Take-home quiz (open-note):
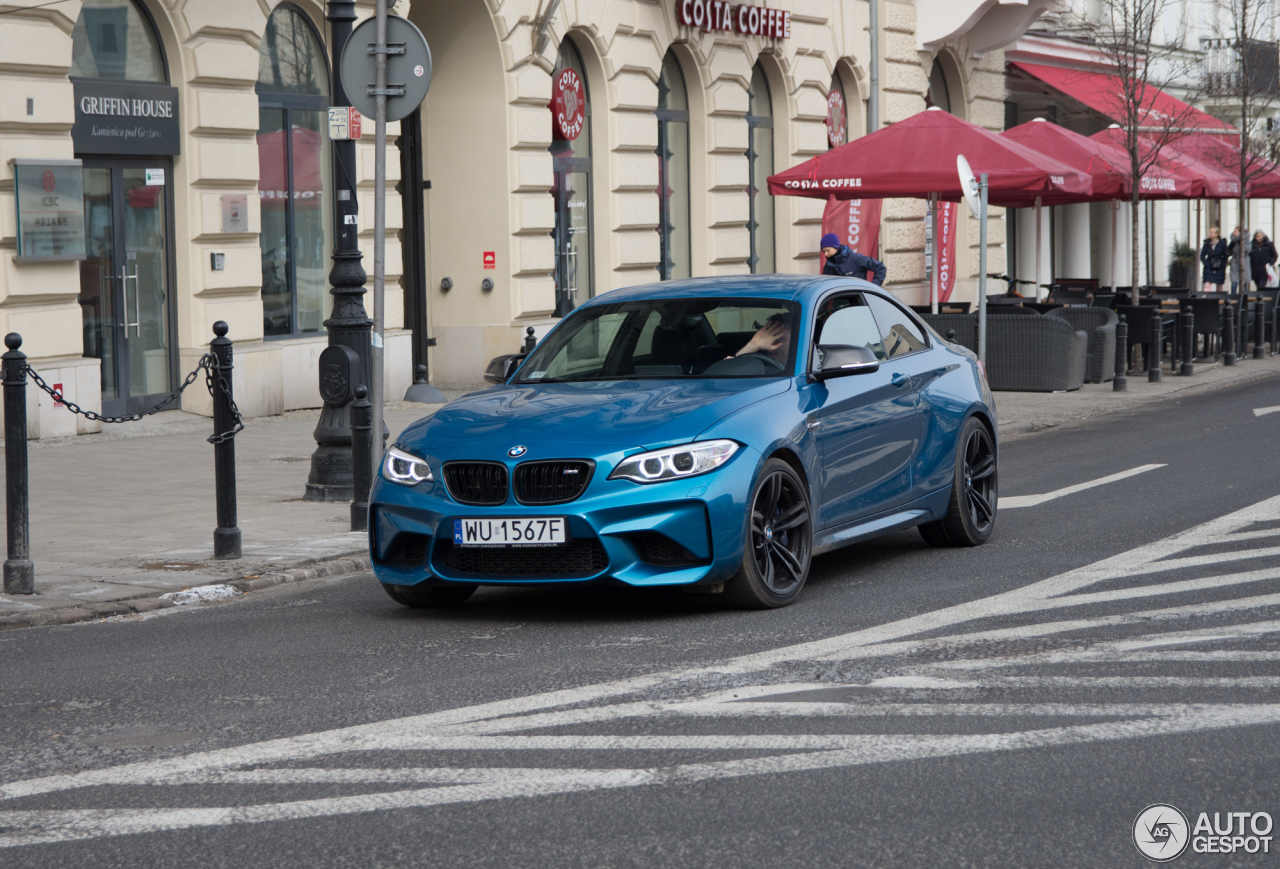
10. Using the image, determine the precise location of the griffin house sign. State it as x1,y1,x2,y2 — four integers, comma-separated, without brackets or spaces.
72,80,181,156
676,1,792,37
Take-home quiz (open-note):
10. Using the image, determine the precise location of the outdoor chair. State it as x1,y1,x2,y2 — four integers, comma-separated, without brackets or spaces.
1256,289,1280,352
1022,302,1063,314
1046,306,1117,383
1091,294,1117,309
984,314,1087,392
1179,297,1222,359
1048,288,1090,305
994,305,1041,315
919,313,977,352
1116,305,1169,371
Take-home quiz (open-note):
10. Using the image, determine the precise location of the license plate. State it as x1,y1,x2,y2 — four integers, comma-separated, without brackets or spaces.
453,517,567,547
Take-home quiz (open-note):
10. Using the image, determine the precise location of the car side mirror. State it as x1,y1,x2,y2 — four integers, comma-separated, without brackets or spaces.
484,353,527,384
812,344,880,381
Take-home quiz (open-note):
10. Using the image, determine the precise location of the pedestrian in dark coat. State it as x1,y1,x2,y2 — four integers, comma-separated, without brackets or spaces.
820,233,887,285
1200,226,1227,290
1249,230,1277,291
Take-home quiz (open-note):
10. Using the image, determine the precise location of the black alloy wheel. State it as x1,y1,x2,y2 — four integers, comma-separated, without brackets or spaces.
725,459,813,608
919,416,997,547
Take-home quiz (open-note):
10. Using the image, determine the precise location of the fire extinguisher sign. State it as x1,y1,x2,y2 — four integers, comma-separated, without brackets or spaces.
483,251,496,269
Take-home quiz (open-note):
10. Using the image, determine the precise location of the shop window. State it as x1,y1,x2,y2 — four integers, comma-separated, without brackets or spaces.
256,4,331,338
70,0,167,82
549,39,594,316
746,64,775,274
656,51,691,281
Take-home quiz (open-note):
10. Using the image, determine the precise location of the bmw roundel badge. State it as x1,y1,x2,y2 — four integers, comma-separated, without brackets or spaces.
508,445,528,458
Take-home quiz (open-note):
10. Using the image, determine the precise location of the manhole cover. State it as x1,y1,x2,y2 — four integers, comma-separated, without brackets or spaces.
139,562,205,571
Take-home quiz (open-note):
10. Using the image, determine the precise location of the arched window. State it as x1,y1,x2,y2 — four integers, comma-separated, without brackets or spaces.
70,0,166,82
256,5,331,337
549,39,594,316
746,63,775,274
656,51,690,281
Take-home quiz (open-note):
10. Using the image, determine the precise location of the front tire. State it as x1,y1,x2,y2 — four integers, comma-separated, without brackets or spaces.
725,459,813,609
382,582,478,608
919,416,997,547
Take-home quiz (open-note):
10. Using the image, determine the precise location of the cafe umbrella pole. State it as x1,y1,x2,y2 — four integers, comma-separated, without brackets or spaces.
978,173,988,364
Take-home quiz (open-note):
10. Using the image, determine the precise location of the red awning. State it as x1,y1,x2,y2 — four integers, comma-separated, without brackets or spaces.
1010,61,1237,138
767,108,1092,205
1000,119,1128,205
1088,128,1206,199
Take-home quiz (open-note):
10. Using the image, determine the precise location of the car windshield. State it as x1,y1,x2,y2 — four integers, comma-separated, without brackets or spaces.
514,298,801,383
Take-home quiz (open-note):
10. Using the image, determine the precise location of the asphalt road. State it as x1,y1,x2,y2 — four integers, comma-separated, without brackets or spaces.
3,377,1280,868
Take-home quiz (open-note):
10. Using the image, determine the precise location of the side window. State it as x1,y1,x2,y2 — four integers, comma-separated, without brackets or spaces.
866,294,928,359
632,311,662,358
543,312,629,377
817,303,885,360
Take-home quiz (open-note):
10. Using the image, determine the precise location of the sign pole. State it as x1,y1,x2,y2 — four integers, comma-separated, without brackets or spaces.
371,0,388,477
978,173,988,365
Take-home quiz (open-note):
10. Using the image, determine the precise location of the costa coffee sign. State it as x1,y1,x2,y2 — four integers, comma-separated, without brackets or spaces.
826,88,847,148
552,68,585,140
677,1,792,37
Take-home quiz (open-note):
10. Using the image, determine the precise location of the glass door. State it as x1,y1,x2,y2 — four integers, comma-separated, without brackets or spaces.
551,157,592,317
79,158,175,416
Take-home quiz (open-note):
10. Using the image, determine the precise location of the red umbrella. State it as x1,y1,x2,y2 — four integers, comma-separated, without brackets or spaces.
1000,119,1128,204
1088,127,1207,199
1162,131,1280,198
767,108,1092,205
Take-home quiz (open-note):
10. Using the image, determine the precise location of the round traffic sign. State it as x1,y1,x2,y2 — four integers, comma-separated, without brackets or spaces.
339,15,432,123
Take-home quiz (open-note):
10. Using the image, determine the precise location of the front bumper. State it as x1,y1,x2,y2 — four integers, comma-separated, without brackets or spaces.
368,441,759,589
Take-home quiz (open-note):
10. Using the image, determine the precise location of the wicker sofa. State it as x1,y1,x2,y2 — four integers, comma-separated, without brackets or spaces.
1045,306,1117,383
924,311,1087,391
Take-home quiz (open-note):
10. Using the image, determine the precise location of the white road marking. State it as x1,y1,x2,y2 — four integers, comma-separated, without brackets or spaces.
1000,463,1166,508
2,494,1280,847
1253,405,1280,417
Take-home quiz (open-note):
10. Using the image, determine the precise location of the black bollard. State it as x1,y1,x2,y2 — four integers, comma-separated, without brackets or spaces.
1113,315,1127,391
2,334,32,594
1255,300,1267,359
210,322,241,559
1180,310,1194,376
523,326,537,354
1148,314,1162,382
1224,303,1237,365
350,384,373,532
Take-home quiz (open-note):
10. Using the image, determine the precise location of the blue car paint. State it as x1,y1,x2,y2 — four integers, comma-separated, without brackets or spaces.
368,275,996,591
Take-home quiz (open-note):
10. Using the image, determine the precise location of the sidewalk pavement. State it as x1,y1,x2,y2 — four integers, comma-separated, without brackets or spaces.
1,355,1278,630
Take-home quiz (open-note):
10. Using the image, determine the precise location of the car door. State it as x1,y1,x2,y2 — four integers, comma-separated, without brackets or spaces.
808,293,920,529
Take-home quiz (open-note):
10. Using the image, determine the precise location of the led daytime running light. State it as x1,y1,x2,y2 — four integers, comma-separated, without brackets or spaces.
609,440,739,484
383,446,433,485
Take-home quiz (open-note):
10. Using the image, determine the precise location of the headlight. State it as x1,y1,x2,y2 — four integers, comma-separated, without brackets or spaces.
383,446,433,485
608,440,739,484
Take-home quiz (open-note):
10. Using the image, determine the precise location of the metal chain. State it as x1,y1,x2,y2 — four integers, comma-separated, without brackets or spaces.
25,355,244,444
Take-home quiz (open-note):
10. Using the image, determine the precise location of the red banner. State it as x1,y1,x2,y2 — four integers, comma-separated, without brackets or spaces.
936,201,957,303
820,196,881,276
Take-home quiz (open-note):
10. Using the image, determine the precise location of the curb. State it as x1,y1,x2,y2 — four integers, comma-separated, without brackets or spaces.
0,553,372,633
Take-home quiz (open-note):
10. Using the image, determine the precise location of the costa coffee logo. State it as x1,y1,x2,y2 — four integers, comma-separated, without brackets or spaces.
552,68,585,141
826,88,847,149
676,1,792,38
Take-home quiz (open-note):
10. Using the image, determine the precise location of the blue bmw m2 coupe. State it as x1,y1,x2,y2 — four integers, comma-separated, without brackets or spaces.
368,275,997,609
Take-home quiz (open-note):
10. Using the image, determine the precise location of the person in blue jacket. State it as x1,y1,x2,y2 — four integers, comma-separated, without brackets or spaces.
820,233,887,285
1200,225,1227,292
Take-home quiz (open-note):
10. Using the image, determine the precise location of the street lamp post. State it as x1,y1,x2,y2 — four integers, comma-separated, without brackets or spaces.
305,0,373,502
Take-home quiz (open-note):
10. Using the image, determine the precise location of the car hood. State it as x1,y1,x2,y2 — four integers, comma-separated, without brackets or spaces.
398,379,791,451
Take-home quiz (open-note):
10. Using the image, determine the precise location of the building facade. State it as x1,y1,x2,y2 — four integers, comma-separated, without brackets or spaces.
0,0,1048,438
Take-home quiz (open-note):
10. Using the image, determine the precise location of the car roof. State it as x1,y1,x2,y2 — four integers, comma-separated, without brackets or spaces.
580,274,881,307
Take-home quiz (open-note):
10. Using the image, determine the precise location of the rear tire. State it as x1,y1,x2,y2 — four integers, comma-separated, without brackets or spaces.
918,416,997,547
724,459,813,609
382,582,478,608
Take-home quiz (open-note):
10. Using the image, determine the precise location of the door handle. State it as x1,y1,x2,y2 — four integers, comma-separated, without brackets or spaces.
891,372,909,388
120,266,141,337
